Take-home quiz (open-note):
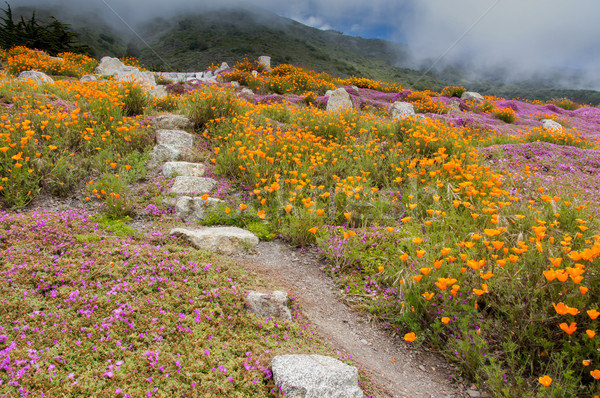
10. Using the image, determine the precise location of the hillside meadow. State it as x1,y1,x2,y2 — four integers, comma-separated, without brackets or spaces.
1,47,600,397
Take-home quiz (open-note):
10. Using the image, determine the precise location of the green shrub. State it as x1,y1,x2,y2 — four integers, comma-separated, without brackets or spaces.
121,84,147,116
440,86,467,98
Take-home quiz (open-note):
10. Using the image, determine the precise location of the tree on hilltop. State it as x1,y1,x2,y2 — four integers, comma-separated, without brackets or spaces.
0,2,90,55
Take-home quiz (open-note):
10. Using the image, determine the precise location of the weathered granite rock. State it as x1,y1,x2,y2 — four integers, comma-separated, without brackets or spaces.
162,161,205,178
151,114,192,130
169,227,259,254
390,101,416,120
18,70,54,85
175,196,223,222
241,88,254,95
460,91,484,103
326,88,353,112
95,57,156,89
156,129,194,153
80,74,97,82
95,57,126,75
149,144,180,164
214,62,230,75
251,70,259,77
448,98,461,114
114,68,156,89
271,355,363,398
258,55,271,71
149,85,168,99
246,291,292,321
170,176,217,196
541,119,563,132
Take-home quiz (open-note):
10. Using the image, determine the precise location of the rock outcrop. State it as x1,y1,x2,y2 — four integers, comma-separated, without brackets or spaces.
390,101,416,120
18,71,54,85
460,91,484,103
326,88,353,112
95,56,156,89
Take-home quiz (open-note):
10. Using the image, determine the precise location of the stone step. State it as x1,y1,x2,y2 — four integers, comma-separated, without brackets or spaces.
170,227,259,255
271,354,363,398
156,129,194,151
162,162,206,178
170,176,216,196
151,114,192,130
174,196,223,222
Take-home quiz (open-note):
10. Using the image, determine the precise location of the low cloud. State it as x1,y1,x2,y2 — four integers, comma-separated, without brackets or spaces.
13,0,600,89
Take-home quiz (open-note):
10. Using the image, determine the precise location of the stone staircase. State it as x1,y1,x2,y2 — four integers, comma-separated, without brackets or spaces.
149,114,259,255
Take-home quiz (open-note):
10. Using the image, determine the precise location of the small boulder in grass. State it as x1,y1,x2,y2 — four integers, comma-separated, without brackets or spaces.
460,91,484,103
271,354,363,398
258,55,271,71
18,70,54,85
541,119,563,133
326,88,353,112
390,101,416,120
246,291,292,322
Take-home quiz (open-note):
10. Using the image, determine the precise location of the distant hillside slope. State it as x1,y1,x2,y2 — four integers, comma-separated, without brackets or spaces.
11,4,600,103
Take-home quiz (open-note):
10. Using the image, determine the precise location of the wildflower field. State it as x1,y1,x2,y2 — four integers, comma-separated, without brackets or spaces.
1,47,600,397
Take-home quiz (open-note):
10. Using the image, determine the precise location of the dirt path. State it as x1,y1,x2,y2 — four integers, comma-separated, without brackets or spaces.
237,240,472,398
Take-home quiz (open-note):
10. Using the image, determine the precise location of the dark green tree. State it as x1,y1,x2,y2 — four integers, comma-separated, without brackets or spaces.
0,2,90,55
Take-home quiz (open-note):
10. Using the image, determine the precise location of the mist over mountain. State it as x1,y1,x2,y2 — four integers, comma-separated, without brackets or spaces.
9,1,600,103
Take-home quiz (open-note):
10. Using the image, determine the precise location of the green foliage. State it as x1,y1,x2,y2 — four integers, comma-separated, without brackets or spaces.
548,97,580,110
492,107,516,123
440,86,467,98
246,221,276,241
121,84,147,117
0,3,90,55
185,88,240,130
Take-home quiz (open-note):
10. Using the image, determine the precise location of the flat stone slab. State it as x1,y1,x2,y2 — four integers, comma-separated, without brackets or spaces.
156,129,194,152
162,162,206,178
246,291,292,322
271,354,363,398
170,227,259,254
175,196,223,222
151,114,192,130
149,144,180,165
170,176,216,195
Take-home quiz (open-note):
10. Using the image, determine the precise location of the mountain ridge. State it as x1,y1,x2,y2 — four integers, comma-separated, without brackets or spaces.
11,4,600,104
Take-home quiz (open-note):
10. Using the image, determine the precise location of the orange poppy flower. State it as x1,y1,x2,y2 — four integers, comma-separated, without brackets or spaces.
559,322,577,335
538,375,552,387
404,332,417,342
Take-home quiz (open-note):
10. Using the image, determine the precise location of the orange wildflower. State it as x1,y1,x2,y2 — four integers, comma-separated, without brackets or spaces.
404,332,417,342
559,322,577,335
538,375,552,387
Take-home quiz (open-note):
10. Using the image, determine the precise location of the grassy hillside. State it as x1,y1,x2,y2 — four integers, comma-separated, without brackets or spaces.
11,4,600,103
